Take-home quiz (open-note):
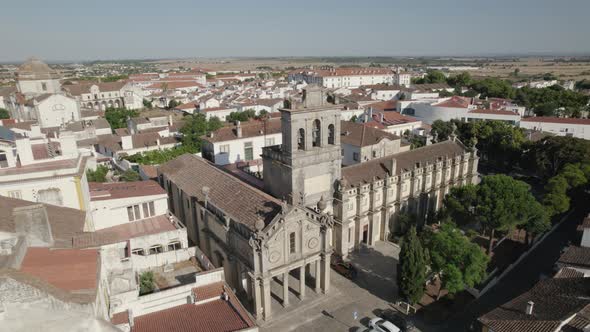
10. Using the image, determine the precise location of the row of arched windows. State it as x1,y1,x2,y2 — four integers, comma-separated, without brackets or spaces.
297,120,336,150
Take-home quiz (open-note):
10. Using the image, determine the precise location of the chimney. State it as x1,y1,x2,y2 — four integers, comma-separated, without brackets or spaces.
368,107,373,121
156,138,161,146
379,112,384,123
59,131,78,158
388,158,397,176
121,135,133,150
15,137,34,166
168,114,173,126
236,121,242,138
525,301,534,315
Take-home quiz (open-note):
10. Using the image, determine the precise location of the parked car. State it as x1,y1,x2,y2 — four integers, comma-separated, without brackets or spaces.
331,261,358,279
369,317,401,332
377,309,415,332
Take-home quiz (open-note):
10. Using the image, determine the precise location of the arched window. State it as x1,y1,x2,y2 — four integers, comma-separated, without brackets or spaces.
328,124,335,145
298,128,305,150
312,119,321,147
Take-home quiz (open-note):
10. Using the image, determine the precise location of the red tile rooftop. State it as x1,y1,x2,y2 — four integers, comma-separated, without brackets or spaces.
73,214,177,248
132,300,255,332
89,180,166,201
20,247,98,292
193,281,225,302
468,109,519,116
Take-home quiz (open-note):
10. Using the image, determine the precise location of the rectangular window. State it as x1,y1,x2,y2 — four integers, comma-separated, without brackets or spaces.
353,152,359,161
220,144,230,153
265,137,275,146
131,249,145,256
8,190,21,199
142,203,149,218
149,245,163,255
149,201,155,216
372,151,377,158
168,241,182,251
244,142,253,161
41,82,47,91
127,204,141,221
289,232,296,254
127,206,135,221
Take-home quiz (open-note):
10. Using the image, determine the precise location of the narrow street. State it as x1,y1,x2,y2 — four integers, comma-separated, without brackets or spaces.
440,194,590,331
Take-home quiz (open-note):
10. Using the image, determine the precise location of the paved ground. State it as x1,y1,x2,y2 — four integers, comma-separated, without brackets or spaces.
439,193,590,332
260,242,412,332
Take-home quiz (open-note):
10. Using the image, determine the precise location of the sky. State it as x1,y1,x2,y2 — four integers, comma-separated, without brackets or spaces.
1,0,589,62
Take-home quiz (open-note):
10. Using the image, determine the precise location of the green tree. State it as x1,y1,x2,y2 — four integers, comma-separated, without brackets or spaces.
475,175,539,254
104,107,139,129
525,136,590,178
520,202,550,245
0,108,9,119
119,169,141,182
168,99,180,109
142,99,153,109
415,70,447,84
86,165,108,182
447,72,472,87
442,185,478,227
180,113,224,150
430,120,456,141
397,227,428,305
139,271,155,295
426,223,489,299
469,78,515,99
125,145,199,165
543,175,570,216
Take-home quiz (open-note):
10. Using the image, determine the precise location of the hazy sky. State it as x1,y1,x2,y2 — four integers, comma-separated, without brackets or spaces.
1,0,589,62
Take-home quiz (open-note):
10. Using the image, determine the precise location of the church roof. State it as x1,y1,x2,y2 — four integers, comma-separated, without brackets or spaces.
16,57,61,81
340,121,400,147
158,154,282,231
341,140,469,187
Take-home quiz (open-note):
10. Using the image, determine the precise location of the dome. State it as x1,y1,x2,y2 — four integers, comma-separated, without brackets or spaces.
16,57,61,81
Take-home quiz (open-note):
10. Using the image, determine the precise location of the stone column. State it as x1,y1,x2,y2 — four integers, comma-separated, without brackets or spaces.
321,254,331,294
282,270,290,307
262,277,272,321
315,260,321,293
299,264,306,300
253,276,262,320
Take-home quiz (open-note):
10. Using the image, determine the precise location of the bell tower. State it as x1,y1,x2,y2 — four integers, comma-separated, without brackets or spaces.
262,85,342,212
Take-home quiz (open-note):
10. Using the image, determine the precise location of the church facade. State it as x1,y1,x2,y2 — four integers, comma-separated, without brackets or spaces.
159,85,479,322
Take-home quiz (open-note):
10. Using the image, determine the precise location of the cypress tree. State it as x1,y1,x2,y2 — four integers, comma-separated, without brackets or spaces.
397,226,427,305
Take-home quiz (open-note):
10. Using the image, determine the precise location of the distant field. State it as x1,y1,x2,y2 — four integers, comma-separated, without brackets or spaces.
150,57,590,82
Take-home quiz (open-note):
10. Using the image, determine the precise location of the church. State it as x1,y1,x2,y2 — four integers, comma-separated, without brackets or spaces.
4,58,81,128
158,85,479,321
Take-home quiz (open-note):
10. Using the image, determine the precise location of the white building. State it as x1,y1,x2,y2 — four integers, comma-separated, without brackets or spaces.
87,180,169,230
520,117,590,140
398,96,523,125
201,118,282,167
0,128,93,214
4,58,81,129
63,81,145,110
289,68,395,88
394,72,412,88
340,121,405,166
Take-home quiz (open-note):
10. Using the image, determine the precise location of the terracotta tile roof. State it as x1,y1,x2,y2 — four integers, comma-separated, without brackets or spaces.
72,215,176,248
20,247,99,292
30,141,61,160
63,81,126,96
342,140,468,187
479,278,590,332
521,117,590,125
132,299,255,332
558,246,590,269
0,268,96,304
370,110,420,126
89,180,166,201
193,281,225,301
341,121,399,147
0,196,85,248
139,165,158,179
145,81,203,90
202,118,281,143
159,154,281,230
366,100,397,112
468,109,519,116
434,96,471,108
